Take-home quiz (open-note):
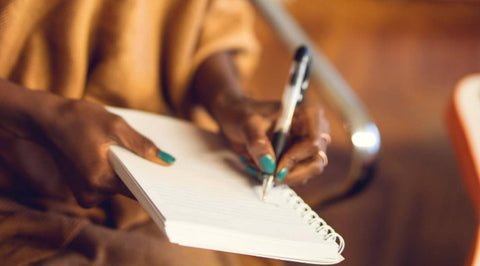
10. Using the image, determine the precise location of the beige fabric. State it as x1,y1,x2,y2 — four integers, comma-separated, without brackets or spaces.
0,0,259,265
0,0,258,113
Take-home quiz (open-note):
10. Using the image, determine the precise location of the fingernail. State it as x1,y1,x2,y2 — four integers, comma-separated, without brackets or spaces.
239,155,248,164
277,168,288,181
158,150,176,164
259,155,276,174
245,165,259,177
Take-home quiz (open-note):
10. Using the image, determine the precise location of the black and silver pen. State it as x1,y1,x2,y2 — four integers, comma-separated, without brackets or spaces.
262,45,312,200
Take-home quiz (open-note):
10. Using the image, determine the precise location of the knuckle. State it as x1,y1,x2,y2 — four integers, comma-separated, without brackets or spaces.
85,173,102,190
140,136,155,149
313,163,323,174
84,166,115,192
314,106,328,122
312,160,324,174
322,120,330,133
318,107,325,117
304,175,316,185
250,137,268,148
55,100,86,124
76,191,102,208
107,115,127,132
242,116,270,151
284,156,297,168
58,99,82,113
59,99,98,117
242,115,263,131
142,139,158,156
310,139,322,152
106,114,127,132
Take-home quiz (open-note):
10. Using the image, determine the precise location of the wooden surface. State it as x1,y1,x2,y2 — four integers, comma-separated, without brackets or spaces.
246,1,480,265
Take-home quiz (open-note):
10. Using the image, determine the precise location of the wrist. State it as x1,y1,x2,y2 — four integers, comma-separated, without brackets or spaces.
208,87,246,117
0,79,64,139
192,51,247,118
25,90,66,130
0,80,37,137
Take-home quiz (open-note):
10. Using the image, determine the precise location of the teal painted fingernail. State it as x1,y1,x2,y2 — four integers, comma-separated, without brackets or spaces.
158,150,176,164
277,168,288,181
245,165,259,177
259,155,276,174
239,155,248,164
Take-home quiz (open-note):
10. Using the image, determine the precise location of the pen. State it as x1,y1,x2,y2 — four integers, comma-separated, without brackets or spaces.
262,45,312,200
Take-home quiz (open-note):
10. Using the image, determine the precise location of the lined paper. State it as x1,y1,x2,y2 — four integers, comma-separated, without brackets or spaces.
108,107,343,264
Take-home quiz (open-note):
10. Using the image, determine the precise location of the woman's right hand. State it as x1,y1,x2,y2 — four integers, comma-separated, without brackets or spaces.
0,79,175,207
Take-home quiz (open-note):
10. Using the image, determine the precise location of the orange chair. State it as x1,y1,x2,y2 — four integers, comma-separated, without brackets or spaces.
447,74,480,266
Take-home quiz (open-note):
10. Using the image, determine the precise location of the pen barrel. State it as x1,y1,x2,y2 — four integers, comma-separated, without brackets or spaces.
272,131,288,159
274,47,311,134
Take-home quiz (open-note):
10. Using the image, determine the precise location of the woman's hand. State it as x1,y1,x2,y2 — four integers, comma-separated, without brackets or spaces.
0,79,175,207
193,52,330,185
213,97,330,185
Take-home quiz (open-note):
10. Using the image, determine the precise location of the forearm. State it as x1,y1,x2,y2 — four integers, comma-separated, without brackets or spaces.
0,79,35,136
192,51,246,119
0,79,60,139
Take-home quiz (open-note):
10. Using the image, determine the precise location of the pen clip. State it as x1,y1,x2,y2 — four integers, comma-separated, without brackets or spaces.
291,45,312,105
297,61,312,104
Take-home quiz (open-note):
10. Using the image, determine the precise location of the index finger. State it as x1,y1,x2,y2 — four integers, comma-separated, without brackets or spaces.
242,115,276,175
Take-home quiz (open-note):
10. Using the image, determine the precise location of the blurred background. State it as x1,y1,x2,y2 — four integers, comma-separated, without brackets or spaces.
245,0,480,265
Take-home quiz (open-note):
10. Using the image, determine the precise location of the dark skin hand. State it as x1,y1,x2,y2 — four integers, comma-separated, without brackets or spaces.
193,51,330,185
0,50,329,208
0,80,170,207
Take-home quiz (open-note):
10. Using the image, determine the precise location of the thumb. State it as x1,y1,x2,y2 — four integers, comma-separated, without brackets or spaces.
243,115,276,175
129,136,175,166
115,121,176,166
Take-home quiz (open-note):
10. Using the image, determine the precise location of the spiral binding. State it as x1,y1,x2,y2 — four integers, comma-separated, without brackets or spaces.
280,186,345,254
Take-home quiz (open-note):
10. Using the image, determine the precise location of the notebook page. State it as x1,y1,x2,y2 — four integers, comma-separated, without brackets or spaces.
111,146,342,262
108,107,343,262
114,147,331,241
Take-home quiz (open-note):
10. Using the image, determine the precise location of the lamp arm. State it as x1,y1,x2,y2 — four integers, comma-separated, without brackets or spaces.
250,0,381,206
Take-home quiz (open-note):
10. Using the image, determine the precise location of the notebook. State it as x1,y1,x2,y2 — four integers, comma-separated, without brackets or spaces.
107,107,345,264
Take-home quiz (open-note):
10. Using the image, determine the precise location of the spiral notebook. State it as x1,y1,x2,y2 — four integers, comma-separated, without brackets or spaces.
107,107,345,264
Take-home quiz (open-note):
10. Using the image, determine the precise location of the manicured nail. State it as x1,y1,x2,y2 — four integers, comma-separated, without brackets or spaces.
259,154,276,174
277,168,288,181
239,155,248,164
158,150,176,164
245,165,259,177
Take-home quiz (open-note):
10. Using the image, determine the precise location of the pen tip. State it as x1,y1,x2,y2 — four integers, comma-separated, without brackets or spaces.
261,175,274,201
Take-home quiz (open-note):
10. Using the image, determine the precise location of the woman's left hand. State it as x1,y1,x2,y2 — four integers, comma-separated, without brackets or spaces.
213,97,330,185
